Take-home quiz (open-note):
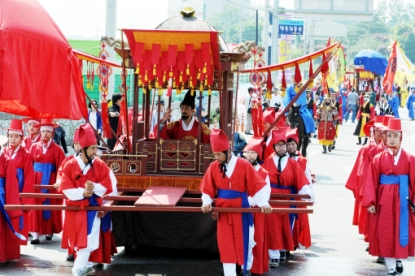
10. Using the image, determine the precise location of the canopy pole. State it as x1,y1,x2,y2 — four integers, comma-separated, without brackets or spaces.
120,29,130,153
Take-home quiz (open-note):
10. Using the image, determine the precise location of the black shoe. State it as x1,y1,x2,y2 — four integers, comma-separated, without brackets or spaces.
280,251,286,263
269,259,279,268
328,146,332,152
45,234,53,241
376,257,385,263
356,143,361,145
30,239,40,245
362,143,367,146
322,151,327,154
28,233,32,237
396,260,403,273
66,254,74,261
365,246,369,252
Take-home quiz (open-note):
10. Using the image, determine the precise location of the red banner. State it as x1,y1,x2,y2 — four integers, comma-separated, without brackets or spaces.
382,41,397,95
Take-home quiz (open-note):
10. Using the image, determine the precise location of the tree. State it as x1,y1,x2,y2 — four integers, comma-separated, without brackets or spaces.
403,32,415,63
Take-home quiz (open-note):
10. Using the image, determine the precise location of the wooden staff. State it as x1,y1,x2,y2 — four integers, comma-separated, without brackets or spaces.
19,193,313,206
5,204,313,214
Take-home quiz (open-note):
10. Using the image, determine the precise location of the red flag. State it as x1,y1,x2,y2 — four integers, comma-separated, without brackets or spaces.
382,41,397,95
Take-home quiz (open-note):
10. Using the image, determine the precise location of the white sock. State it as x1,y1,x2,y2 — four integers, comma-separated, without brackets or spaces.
384,257,396,271
31,232,39,239
223,263,236,276
268,249,281,260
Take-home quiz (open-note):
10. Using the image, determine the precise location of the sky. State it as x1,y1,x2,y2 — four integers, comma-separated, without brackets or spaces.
38,0,412,40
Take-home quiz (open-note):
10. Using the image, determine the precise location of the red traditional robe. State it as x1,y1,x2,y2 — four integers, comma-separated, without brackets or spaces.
4,145,35,245
0,153,23,263
200,157,266,265
59,157,112,251
22,134,40,151
359,142,385,242
29,140,65,235
262,155,309,251
250,165,270,275
156,118,210,143
362,149,415,258
291,153,312,249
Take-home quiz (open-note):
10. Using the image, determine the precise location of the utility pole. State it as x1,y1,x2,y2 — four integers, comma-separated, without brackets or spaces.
255,10,258,46
263,0,270,64
105,0,117,98
271,0,280,80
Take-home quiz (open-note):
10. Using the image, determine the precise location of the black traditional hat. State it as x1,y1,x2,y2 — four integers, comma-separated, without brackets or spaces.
180,90,195,109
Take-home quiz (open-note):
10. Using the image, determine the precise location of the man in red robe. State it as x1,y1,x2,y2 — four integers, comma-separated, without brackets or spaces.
243,137,271,274
59,124,113,276
200,128,271,276
155,90,210,143
3,119,35,245
29,118,65,244
262,108,288,160
286,128,314,249
0,135,25,264
22,117,41,150
363,118,415,276
262,130,312,267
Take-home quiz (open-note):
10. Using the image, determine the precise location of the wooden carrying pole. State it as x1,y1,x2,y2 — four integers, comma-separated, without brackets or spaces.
5,204,313,214
19,193,313,206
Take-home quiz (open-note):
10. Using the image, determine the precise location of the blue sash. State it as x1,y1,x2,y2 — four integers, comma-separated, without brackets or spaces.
101,211,111,233
16,168,24,231
87,194,99,235
0,177,26,241
33,162,56,221
380,174,409,247
217,189,253,275
270,184,298,231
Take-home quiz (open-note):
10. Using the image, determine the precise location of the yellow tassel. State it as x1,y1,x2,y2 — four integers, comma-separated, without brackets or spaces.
180,72,183,83
186,64,189,75
143,87,146,94
155,81,159,88
204,79,208,86
153,65,156,76
190,89,194,96
86,81,91,89
91,84,94,91
202,62,207,73
138,78,142,85
149,84,152,90
163,72,166,83
158,89,163,96
135,64,140,74
169,71,173,77
145,71,148,81
197,69,201,79
208,87,212,95
173,80,176,88
199,84,203,91
176,88,181,95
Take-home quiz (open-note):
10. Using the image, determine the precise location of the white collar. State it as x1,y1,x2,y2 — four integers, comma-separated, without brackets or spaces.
225,153,237,178
254,164,261,171
272,153,289,172
266,130,273,147
75,154,95,175
387,146,403,166
181,116,195,131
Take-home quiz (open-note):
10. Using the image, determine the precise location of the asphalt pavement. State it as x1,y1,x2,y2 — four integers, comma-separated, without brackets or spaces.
1,108,415,276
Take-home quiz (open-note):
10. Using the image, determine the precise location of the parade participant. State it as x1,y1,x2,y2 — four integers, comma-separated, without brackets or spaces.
340,87,348,118
354,94,375,146
29,118,65,244
405,87,415,121
330,89,342,150
87,99,103,145
345,88,358,123
286,128,314,249
59,124,113,276
156,90,211,143
263,108,288,160
150,100,165,137
3,119,35,245
388,92,400,118
305,90,315,116
314,95,341,154
243,137,271,274
363,118,415,276
0,135,25,264
200,128,272,276
88,145,118,267
244,87,254,135
283,79,316,137
107,93,122,150
56,129,80,261
22,117,40,150
262,131,312,267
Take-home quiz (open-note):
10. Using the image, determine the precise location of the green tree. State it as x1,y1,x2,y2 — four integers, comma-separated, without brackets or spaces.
403,32,415,63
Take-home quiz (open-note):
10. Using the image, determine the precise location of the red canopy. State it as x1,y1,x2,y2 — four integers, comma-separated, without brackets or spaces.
0,0,88,119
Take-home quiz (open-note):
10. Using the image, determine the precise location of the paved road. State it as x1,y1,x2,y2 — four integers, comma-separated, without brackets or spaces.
1,108,415,276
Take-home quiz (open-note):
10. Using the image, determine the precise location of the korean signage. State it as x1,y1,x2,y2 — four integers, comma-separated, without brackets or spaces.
278,20,304,35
